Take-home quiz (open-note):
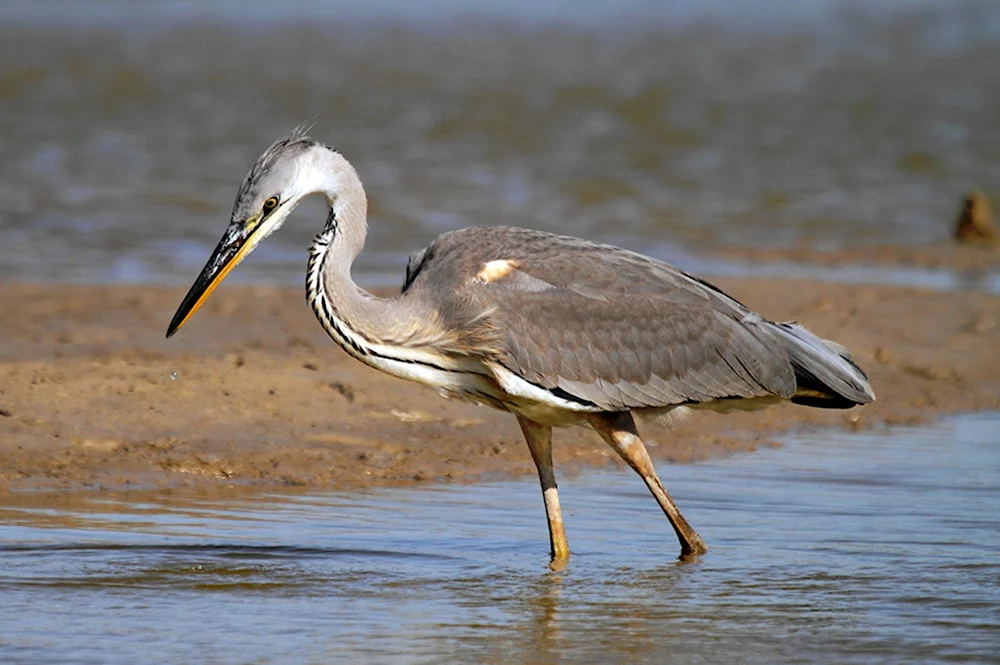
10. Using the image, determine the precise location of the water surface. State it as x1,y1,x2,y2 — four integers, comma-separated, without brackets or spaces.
2,0,999,290
2,413,997,664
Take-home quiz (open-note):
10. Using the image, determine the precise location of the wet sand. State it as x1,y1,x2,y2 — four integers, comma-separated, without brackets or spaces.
2,275,998,493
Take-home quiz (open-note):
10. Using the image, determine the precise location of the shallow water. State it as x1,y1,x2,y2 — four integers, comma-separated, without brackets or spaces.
2,0,999,291
2,413,997,664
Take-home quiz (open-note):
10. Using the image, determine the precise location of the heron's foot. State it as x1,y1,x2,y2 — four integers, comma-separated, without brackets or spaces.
548,551,570,572
678,537,708,562
549,526,570,563
672,515,708,559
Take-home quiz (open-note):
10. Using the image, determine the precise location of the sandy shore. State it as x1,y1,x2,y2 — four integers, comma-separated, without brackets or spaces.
1,275,998,493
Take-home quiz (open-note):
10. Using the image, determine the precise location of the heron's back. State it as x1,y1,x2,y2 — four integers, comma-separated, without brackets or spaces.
402,226,874,415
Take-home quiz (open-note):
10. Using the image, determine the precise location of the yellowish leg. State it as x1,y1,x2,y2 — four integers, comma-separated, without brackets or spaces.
516,415,571,565
587,411,708,559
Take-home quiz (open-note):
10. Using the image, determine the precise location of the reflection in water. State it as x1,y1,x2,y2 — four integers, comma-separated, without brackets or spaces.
1,413,998,663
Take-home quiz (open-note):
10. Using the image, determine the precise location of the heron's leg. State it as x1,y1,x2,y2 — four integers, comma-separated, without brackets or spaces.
516,414,570,564
587,411,708,558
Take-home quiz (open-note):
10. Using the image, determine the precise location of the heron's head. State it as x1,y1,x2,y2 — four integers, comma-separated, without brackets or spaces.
166,132,321,338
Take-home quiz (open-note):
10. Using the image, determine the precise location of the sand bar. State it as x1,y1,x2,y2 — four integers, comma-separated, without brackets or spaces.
1,276,997,493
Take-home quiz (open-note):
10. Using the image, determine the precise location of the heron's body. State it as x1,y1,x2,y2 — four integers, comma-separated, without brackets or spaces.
168,131,875,563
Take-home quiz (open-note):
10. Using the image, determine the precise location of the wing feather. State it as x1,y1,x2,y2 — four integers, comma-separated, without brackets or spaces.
403,226,799,410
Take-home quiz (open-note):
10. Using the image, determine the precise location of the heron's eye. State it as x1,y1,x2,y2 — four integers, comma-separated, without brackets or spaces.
262,197,279,214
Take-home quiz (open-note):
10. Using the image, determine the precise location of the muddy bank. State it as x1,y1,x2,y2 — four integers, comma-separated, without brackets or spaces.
1,278,998,493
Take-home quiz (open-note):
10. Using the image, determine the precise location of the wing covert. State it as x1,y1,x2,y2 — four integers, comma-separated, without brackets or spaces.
484,287,795,410
403,226,797,410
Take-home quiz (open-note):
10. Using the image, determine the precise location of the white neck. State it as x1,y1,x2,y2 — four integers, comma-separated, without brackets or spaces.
297,145,368,263
299,146,452,362
295,144,500,401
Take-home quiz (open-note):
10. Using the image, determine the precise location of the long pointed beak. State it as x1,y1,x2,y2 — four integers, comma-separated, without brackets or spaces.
166,221,257,338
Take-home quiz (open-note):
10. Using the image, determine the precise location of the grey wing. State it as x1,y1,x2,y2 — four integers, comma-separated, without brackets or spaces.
491,288,796,411
413,227,799,410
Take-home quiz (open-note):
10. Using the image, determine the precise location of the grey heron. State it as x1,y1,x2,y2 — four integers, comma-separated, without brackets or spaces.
167,129,875,563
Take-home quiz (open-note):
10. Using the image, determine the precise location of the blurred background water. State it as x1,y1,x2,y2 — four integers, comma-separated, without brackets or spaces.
1,0,999,287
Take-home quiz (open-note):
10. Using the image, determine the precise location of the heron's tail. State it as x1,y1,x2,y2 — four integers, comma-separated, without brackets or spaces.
774,322,876,409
